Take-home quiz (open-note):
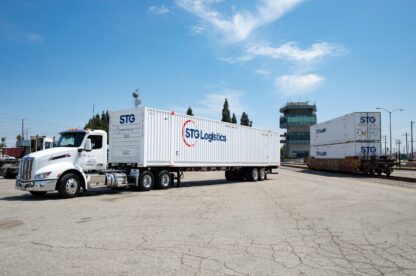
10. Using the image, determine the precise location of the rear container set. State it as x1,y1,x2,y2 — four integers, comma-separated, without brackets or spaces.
16,107,280,198
306,112,395,175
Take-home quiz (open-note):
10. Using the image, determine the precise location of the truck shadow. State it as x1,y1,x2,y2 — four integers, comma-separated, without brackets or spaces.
0,188,129,201
0,179,243,201
179,178,243,188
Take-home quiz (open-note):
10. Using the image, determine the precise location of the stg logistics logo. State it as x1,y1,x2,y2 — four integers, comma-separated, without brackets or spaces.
182,120,227,147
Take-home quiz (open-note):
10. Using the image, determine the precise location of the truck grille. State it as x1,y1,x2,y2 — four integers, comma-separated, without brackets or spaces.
19,158,34,181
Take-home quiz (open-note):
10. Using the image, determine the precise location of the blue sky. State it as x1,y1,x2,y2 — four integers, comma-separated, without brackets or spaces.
0,0,415,150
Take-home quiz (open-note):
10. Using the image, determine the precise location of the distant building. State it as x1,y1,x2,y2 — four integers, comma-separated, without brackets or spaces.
280,102,317,158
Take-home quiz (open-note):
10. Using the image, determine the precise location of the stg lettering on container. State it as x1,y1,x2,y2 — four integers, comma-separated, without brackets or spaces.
361,146,377,154
360,116,376,124
120,114,136,124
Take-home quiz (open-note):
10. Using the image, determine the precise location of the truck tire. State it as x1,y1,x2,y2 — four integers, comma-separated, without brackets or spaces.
57,173,81,198
249,168,259,182
138,170,154,191
30,191,47,197
259,168,266,181
156,170,171,189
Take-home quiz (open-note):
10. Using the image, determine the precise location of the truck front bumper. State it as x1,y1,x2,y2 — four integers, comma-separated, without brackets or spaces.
16,179,58,192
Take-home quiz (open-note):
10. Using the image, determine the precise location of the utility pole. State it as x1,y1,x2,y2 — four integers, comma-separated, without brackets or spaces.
376,107,403,155
404,133,409,159
93,104,95,119
411,121,415,159
21,119,25,140
383,135,387,155
396,139,401,163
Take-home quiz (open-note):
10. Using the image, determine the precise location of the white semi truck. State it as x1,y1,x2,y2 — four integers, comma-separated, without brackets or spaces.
16,107,280,198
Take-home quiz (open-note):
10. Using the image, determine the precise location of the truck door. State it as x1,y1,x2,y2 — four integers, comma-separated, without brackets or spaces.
81,135,107,171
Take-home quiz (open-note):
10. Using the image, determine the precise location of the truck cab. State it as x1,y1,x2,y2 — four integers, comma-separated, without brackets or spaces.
16,129,111,198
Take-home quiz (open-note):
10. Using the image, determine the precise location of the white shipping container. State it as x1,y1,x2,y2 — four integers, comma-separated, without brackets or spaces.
109,108,280,167
310,112,381,146
311,142,382,159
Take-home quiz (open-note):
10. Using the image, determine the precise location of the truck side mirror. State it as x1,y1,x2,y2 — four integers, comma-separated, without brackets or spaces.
84,139,92,152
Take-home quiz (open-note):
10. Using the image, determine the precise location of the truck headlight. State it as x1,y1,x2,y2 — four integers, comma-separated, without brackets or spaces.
34,172,52,180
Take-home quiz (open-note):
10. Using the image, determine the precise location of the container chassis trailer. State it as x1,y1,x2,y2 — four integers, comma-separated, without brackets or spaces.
305,156,396,176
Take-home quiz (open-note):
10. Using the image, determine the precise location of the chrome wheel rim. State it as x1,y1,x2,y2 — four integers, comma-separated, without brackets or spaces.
160,174,170,187
260,170,265,179
65,178,78,195
252,170,258,180
143,175,152,188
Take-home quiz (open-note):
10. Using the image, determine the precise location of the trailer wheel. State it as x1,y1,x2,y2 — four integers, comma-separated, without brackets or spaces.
138,171,154,191
57,173,81,198
259,168,266,181
249,168,259,182
385,168,392,177
156,170,171,189
30,191,47,197
376,169,382,176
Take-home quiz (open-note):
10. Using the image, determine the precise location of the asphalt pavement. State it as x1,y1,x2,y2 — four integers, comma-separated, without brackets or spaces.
1,168,415,275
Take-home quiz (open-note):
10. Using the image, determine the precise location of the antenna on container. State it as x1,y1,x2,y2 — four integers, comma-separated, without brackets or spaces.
133,89,141,109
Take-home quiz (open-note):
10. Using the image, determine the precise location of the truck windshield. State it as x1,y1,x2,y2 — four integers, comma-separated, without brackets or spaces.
56,132,86,148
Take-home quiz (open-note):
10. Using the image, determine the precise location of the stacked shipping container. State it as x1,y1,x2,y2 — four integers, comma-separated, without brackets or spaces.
310,112,382,159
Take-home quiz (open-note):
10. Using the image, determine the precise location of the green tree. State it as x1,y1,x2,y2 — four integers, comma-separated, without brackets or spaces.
221,98,231,123
231,113,237,124
240,112,252,127
186,107,194,116
85,110,109,133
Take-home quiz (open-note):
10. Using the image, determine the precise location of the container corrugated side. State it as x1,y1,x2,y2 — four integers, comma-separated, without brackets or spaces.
311,142,381,159
310,112,381,146
110,107,280,167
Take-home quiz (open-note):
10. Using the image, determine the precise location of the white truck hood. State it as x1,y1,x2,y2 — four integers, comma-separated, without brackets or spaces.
26,147,79,160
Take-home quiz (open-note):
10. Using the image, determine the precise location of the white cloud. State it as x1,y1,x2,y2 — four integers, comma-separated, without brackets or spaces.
247,42,345,62
255,69,271,76
222,41,345,64
196,88,245,117
147,5,171,15
175,0,302,43
191,25,205,34
25,33,43,43
275,74,324,95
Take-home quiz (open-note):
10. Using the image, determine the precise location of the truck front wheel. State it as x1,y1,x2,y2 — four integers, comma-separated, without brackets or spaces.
138,171,154,191
156,170,171,189
57,173,81,198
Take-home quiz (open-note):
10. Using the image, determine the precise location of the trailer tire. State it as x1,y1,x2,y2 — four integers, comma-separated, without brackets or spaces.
259,168,266,181
138,171,154,191
57,173,81,198
249,168,259,182
156,170,171,189
385,168,392,177
30,191,47,197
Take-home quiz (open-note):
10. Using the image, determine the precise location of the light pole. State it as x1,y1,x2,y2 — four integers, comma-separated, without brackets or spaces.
376,107,403,155
411,121,415,159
